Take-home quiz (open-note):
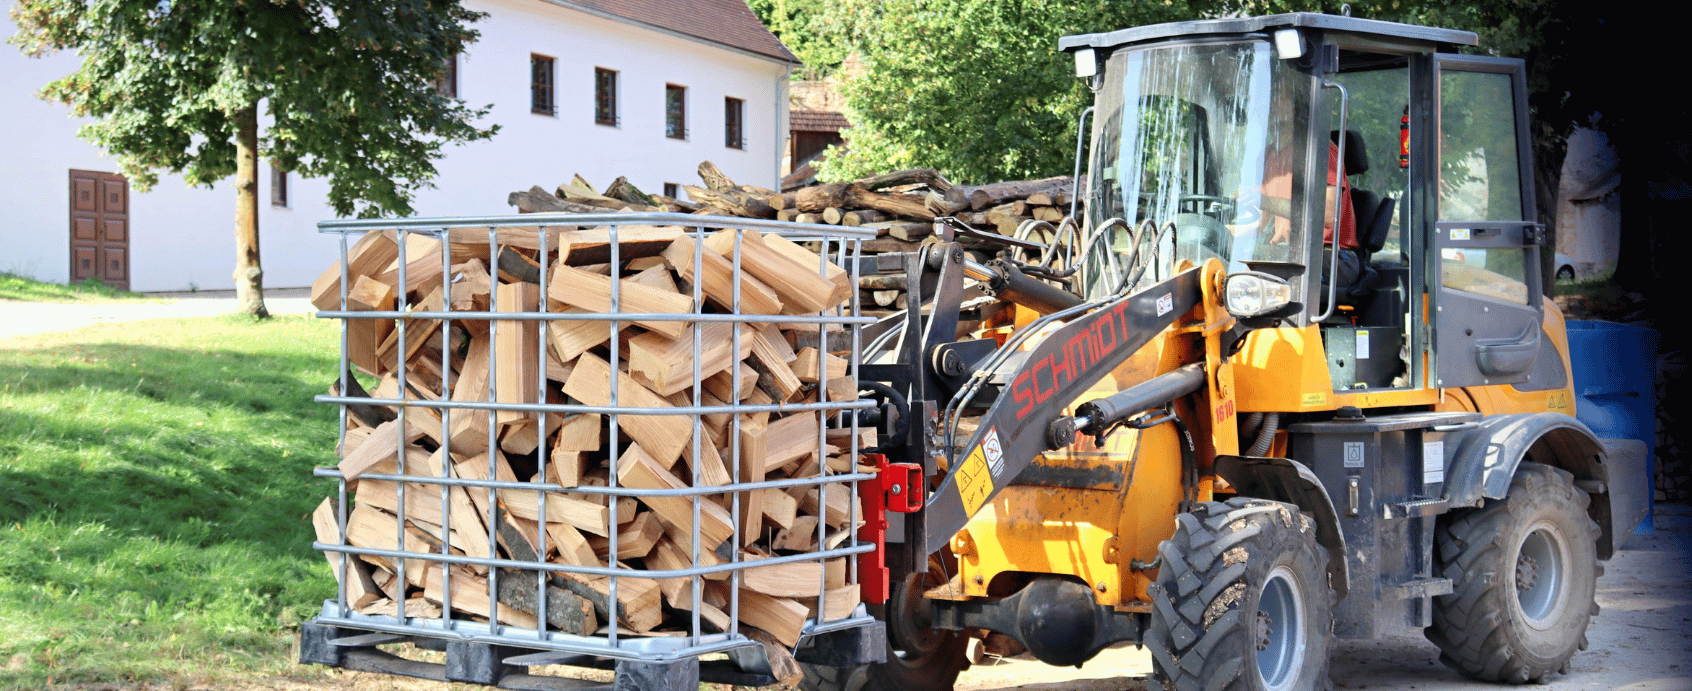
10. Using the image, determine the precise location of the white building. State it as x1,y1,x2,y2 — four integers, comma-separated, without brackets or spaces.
0,0,798,292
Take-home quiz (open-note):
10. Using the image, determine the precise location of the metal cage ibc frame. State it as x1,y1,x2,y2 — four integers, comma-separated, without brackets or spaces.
304,212,881,682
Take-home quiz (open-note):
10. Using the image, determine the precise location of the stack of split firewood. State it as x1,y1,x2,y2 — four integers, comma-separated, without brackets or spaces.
507,163,1085,316
307,216,867,662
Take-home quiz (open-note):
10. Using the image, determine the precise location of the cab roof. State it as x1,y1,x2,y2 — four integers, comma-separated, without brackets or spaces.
1058,13,1478,54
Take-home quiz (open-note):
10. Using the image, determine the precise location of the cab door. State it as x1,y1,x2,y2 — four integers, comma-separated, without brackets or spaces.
1429,54,1542,388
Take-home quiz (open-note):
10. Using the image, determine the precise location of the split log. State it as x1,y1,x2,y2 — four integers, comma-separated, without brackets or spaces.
343,276,395,376
660,236,784,316
424,571,540,629
546,264,691,339
614,445,737,550
627,322,755,396
339,418,428,480
493,282,541,425
312,498,382,609
702,230,837,314
493,567,598,635
737,589,808,646
564,353,691,467
560,225,685,265
743,559,825,598
312,229,398,311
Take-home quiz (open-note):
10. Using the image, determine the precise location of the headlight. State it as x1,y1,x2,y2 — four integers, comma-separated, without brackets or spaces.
1224,271,1292,318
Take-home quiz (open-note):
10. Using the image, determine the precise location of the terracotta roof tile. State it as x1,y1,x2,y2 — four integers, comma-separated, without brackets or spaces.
791,109,849,132
554,0,798,64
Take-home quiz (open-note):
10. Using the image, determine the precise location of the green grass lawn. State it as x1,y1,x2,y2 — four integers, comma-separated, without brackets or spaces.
0,272,165,304
0,314,345,688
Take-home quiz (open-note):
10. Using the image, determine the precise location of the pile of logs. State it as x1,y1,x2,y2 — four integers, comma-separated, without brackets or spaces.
507,163,1085,315
307,217,867,665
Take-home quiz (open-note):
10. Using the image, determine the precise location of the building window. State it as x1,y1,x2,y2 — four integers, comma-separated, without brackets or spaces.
271,164,288,208
663,182,679,199
433,54,458,97
665,84,687,139
595,68,618,126
531,54,555,115
725,97,744,149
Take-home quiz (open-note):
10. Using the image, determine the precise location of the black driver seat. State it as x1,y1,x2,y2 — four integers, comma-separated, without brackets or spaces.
1323,129,1395,311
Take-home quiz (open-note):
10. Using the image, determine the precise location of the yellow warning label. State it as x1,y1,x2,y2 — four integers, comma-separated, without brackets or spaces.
957,446,995,517
1302,392,1328,408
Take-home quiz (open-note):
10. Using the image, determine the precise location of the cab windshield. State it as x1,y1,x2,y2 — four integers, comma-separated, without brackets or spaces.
1084,39,1305,298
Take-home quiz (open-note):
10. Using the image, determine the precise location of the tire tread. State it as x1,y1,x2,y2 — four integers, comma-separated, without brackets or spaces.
1425,463,1600,684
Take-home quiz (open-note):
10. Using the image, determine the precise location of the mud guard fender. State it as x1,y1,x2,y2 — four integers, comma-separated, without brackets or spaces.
1443,412,1613,558
1214,455,1349,601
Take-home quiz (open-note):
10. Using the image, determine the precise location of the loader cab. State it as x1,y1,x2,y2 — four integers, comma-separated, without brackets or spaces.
1065,14,1552,396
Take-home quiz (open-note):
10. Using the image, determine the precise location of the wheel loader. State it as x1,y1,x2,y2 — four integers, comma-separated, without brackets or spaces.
807,12,1624,691
297,12,1629,691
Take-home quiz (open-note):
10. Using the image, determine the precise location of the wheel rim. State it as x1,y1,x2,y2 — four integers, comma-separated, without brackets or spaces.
1516,521,1569,628
1255,565,1307,691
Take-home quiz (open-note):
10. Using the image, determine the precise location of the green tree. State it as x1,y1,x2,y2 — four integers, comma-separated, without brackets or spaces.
748,0,852,79
10,0,498,318
795,0,1218,184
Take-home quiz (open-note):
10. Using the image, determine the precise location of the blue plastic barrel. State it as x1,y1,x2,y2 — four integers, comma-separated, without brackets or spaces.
1565,320,1659,534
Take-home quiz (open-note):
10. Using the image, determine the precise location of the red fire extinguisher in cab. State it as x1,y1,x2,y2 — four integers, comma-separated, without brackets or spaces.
1399,105,1409,168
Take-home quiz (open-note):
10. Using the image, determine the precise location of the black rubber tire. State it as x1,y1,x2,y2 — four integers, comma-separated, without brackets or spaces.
1556,266,1575,282
1148,498,1334,691
1425,462,1600,683
798,594,968,691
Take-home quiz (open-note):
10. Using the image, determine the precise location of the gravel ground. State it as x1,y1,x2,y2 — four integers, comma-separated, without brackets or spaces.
953,505,1692,691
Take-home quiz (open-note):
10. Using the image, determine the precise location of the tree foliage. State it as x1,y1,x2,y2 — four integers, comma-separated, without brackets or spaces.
756,0,1615,198
9,0,499,218
797,0,1224,184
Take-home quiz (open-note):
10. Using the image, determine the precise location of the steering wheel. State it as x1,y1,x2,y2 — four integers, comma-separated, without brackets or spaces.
1172,212,1230,265
1179,194,1236,217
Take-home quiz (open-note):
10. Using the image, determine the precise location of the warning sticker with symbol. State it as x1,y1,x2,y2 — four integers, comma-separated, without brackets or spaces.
982,427,1004,475
957,446,995,516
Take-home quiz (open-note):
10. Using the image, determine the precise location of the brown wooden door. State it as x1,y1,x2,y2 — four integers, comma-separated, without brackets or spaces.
69,170,130,291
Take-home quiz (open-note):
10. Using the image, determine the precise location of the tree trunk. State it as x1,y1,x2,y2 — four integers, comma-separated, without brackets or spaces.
234,105,269,319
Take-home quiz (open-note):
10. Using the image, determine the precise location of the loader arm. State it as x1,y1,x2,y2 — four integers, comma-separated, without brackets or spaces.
921,266,1204,555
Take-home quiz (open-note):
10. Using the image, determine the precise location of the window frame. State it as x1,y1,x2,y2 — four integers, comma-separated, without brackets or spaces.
724,96,745,149
270,163,289,208
595,67,619,126
663,182,679,199
665,84,688,140
434,53,458,98
531,54,556,115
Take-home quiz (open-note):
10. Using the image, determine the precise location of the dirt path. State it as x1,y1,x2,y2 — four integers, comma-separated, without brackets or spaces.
0,288,315,340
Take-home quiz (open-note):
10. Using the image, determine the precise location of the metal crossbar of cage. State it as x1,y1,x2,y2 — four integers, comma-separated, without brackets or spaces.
306,212,880,667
